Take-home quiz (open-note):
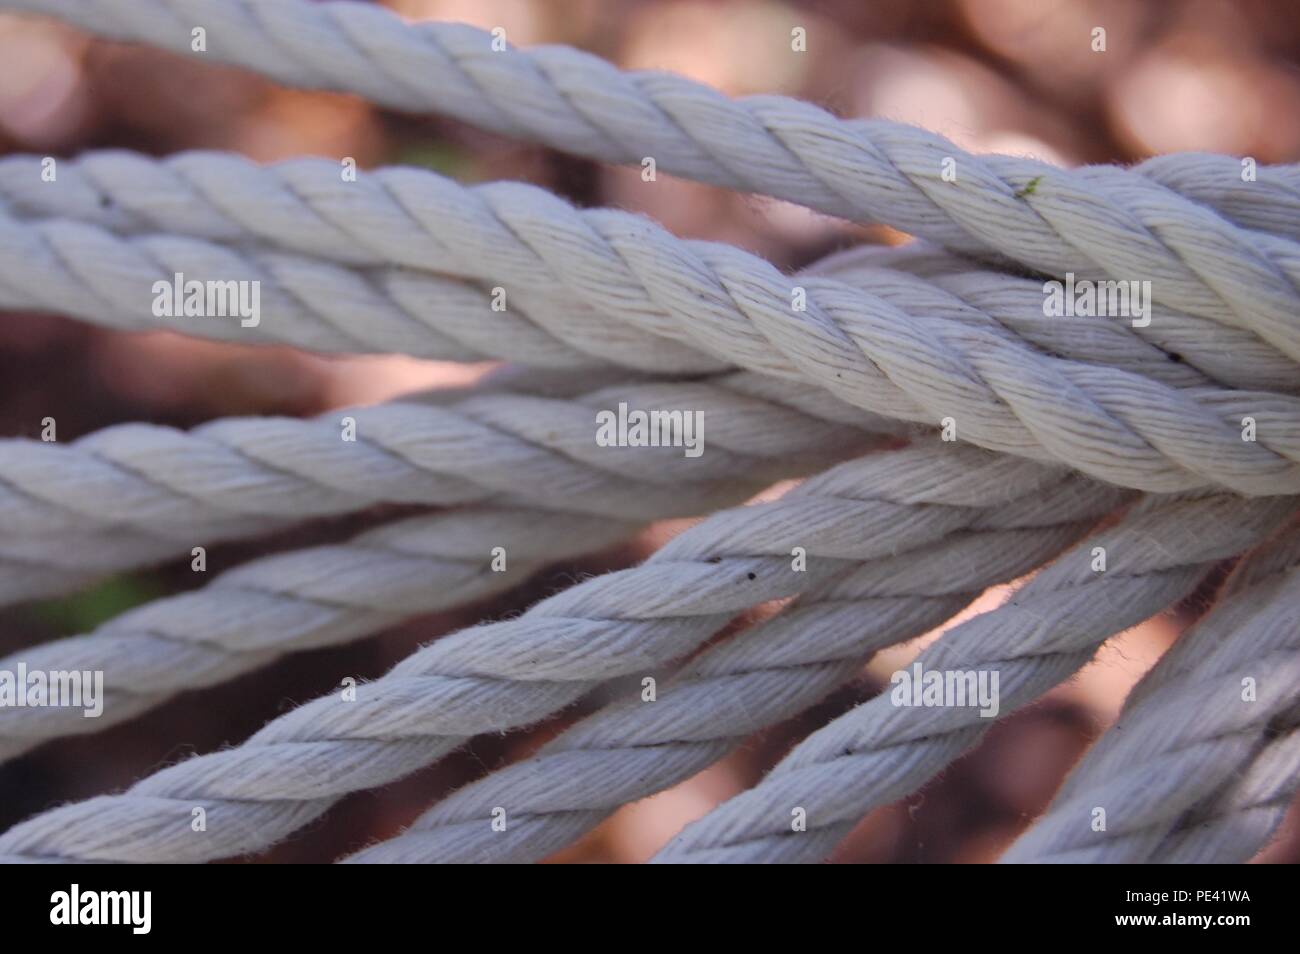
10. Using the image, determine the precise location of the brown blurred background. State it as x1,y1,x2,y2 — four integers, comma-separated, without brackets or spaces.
0,0,1297,863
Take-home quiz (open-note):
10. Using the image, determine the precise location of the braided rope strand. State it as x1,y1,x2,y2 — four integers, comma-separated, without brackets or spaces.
0,374,881,538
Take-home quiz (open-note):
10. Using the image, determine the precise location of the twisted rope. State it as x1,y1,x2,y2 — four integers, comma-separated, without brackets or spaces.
0,366,893,755
0,444,1097,862
0,373,879,538
1148,715,1300,863
652,492,1298,863
8,154,1300,393
1,0,1296,867
0,525,243,607
0,366,603,606
0,364,647,605
345,475,1119,863
811,244,1300,394
7,0,1300,365
1002,529,1300,863
4,208,1300,495
0,504,640,764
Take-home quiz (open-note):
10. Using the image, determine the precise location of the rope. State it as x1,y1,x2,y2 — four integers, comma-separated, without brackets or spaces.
0,444,1101,862
1148,716,1300,863
0,209,721,375
8,155,1299,393
1002,529,1300,863
651,492,1298,863
0,373,880,538
344,477,1119,863
0,365,628,607
0,525,247,607
811,244,1300,394
0,504,640,764
7,0,1300,364
0,366,894,756
5,208,1300,495
1,0,1296,866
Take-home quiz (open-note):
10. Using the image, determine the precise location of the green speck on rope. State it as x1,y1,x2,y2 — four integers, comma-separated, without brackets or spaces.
1015,175,1044,198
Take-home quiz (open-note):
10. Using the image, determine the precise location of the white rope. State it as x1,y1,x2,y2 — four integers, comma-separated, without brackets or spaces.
1,0,1296,866
651,492,1298,863
1002,528,1300,863
4,207,1300,495
0,525,248,607
0,504,640,764
0,444,1100,862
0,373,880,539
0,365,606,607
811,245,1300,394
0,365,877,607
0,364,677,605
1147,716,1300,863
5,151,1299,394
0,366,895,756
345,476,1119,863
7,0,1300,365
1137,153,1300,244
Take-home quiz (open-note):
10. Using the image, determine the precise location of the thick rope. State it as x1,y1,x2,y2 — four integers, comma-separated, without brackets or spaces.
4,210,1300,495
1147,715,1300,863
0,444,1100,862
652,492,1297,863
0,364,632,605
8,0,1300,364
0,368,874,607
0,0,1294,867
0,525,252,607
0,212,721,375
811,245,1300,394
344,478,1119,863
0,366,896,754
10,155,1300,395
1002,529,1300,863
0,504,640,764
1137,153,1300,244
0,373,882,538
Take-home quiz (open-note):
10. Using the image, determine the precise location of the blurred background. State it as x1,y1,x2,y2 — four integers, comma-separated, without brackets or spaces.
0,0,1297,863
